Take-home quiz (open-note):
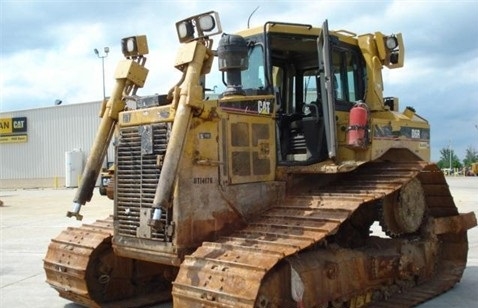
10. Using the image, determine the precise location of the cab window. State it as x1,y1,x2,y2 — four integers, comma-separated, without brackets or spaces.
242,45,265,90
331,45,364,110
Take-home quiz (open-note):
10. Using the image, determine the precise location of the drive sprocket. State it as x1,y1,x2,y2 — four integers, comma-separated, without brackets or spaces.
380,177,426,237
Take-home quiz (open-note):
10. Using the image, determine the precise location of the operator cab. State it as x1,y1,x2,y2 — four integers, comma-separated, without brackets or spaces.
208,22,366,166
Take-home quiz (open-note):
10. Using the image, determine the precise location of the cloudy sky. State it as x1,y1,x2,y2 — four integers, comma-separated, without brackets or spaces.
1,0,477,162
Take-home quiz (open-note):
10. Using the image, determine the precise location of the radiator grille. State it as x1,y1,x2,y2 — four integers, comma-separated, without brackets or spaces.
116,123,172,241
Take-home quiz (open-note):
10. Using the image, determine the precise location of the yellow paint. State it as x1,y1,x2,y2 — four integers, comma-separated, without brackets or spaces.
0,118,12,134
0,134,28,143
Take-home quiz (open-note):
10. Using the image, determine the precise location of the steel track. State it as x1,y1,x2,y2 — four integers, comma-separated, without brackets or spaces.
172,161,471,307
44,161,474,307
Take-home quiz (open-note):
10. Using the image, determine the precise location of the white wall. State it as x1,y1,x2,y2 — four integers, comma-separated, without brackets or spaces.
0,101,114,188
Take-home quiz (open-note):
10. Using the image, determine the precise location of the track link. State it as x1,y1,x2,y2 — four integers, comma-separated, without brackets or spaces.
370,163,474,307
44,216,172,307
173,161,476,307
44,217,114,307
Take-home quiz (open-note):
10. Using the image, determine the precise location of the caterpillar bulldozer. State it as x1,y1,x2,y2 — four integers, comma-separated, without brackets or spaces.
471,162,478,175
44,11,477,307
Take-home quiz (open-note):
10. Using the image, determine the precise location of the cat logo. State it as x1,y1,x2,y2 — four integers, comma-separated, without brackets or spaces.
0,117,27,134
258,100,271,114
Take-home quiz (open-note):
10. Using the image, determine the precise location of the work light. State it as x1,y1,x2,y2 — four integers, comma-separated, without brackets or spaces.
121,35,149,57
175,11,222,43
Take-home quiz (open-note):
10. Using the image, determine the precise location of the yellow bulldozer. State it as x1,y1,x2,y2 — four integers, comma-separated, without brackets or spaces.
44,11,476,307
471,162,478,175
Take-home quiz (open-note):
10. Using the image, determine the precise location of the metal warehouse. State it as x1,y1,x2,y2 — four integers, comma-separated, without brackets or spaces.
0,101,113,189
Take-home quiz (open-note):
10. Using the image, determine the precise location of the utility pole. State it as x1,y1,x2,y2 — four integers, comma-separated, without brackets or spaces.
449,140,452,171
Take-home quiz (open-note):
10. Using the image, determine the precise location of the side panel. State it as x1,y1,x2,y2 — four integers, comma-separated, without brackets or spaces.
218,96,277,185
173,110,284,249
370,111,430,160
220,114,275,184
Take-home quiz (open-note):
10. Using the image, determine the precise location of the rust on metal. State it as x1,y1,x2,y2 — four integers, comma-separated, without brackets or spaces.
44,217,175,307
172,161,476,307
44,161,476,307
433,212,477,235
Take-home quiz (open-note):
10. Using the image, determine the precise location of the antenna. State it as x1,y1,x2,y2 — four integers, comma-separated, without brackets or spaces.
247,6,260,29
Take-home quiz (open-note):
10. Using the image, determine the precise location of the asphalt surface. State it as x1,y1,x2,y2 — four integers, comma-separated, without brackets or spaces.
0,176,477,308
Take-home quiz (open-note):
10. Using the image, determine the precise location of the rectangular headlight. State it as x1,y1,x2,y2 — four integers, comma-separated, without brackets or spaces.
121,35,149,57
175,11,222,43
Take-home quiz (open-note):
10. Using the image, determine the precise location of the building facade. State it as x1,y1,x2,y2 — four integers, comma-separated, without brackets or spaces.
0,101,113,189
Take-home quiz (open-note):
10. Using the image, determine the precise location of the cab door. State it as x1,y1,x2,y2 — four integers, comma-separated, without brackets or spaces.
317,20,337,159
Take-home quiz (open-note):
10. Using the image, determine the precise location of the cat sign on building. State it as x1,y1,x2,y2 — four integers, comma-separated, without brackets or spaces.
0,117,28,143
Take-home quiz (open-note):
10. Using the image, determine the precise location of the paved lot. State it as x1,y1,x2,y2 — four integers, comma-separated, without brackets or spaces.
1,176,477,307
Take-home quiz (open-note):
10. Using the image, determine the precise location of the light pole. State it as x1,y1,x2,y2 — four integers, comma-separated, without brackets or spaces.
448,140,452,170
94,47,110,100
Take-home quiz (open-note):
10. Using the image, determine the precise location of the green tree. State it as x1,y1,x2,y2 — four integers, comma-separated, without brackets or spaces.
437,147,462,169
463,146,478,167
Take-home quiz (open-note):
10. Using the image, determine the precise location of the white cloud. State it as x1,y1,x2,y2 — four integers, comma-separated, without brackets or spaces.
1,0,477,162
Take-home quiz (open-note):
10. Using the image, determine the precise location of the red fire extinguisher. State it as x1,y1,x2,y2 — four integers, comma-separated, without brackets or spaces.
347,102,369,149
